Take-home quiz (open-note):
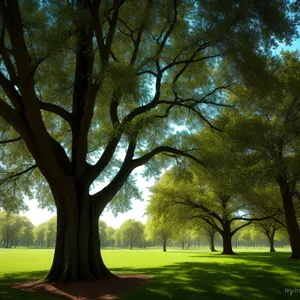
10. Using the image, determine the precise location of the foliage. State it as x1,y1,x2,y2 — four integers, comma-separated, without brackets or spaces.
119,219,144,249
105,226,117,248
217,51,300,186
33,217,57,248
98,219,108,247
145,214,175,251
216,51,300,257
0,0,299,281
0,0,298,213
0,212,34,248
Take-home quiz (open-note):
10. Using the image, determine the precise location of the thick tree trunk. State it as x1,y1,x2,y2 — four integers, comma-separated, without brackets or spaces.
268,236,276,252
277,177,300,259
44,187,113,282
163,239,167,252
221,223,236,255
284,193,300,258
209,233,216,252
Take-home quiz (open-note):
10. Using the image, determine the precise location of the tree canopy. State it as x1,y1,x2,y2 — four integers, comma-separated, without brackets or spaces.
0,0,299,282
217,51,300,258
119,219,144,249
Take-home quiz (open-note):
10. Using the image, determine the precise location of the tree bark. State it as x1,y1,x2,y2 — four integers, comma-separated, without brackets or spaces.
268,236,276,252
44,186,113,282
277,177,300,259
221,222,236,255
163,239,167,252
209,232,216,252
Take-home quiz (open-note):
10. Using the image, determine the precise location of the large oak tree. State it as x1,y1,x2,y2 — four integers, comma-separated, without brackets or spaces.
0,0,298,282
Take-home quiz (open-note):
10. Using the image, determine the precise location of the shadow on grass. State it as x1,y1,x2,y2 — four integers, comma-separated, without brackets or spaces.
0,252,299,300
0,270,55,299
113,252,300,300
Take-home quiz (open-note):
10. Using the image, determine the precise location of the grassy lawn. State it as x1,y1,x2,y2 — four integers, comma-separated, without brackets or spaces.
0,247,299,299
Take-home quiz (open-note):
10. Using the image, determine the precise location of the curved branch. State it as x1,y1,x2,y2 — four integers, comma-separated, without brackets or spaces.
0,1,33,81
231,221,252,236
162,54,221,73
230,214,276,222
105,0,119,55
0,25,18,85
136,70,158,77
132,146,205,168
0,136,22,144
84,133,121,185
158,0,178,52
202,216,223,235
0,72,23,111
39,101,72,126
0,165,37,185
0,97,24,133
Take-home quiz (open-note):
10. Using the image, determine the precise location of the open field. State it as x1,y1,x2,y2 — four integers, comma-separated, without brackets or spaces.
0,247,299,299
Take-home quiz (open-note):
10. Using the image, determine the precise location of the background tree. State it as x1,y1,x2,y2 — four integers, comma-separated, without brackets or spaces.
175,226,193,250
119,219,144,250
190,227,203,248
18,217,34,247
34,222,47,248
45,217,57,248
221,52,300,258
148,133,274,255
105,226,117,248
0,0,298,282
146,202,175,252
98,220,108,248
255,219,282,252
200,222,217,252
0,212,29,248
114,228,122,249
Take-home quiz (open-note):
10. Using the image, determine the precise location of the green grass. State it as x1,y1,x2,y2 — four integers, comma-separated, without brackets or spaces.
0,247,299,299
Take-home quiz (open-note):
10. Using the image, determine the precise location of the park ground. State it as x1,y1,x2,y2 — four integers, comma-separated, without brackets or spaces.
0,247,299,299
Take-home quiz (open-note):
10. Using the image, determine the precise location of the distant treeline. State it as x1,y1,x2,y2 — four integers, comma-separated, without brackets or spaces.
0,211,290,250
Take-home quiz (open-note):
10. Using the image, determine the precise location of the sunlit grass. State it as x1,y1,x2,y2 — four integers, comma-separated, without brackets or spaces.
0,247,299,299
0,249,53,273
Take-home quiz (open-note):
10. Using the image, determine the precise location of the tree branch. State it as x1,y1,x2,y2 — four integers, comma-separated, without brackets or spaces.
230,214,276,222
105,0,119,57
0,24,18,85
0,137,22,144
162,54,221,73
130,28,143,66
0,165,37,185
39,101,72,126
231,221,252,236
89,0,106,61
0,1,33,81
0,97,24,133
0,72,23,111
158,0,178,53
132,146,205,168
